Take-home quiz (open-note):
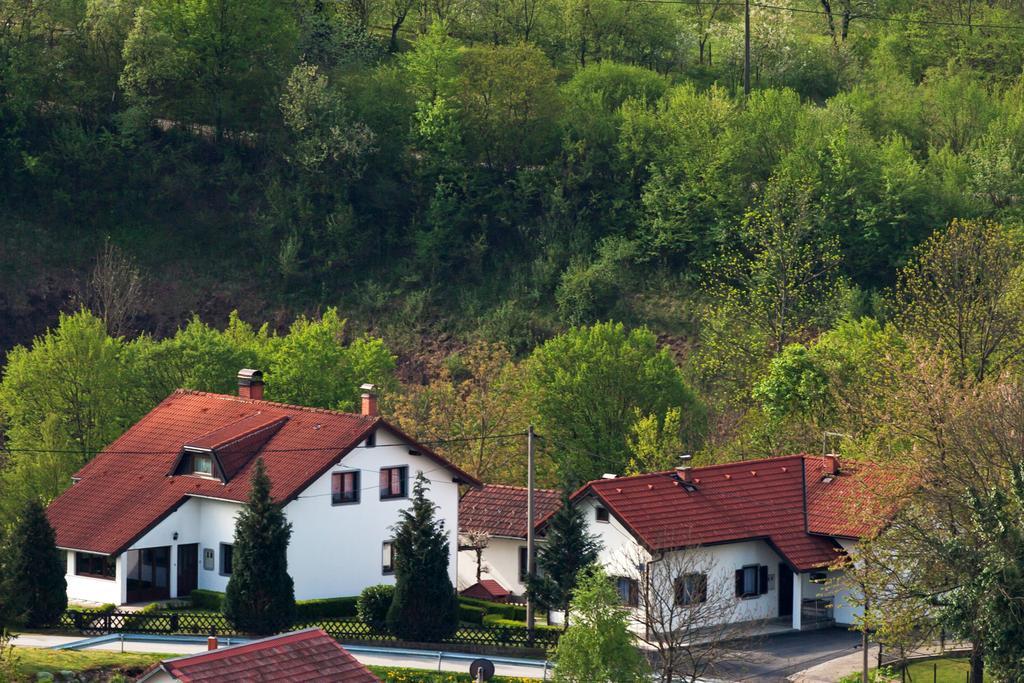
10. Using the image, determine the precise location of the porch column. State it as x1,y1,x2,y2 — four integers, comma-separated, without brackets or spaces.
791,571,802,630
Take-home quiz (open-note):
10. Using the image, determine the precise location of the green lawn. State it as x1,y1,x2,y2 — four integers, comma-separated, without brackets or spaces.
903,658,988,683
7,648,542,682
10,647,166,680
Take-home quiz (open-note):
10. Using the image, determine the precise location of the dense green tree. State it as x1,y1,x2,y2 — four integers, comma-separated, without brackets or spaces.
528,494,600,618
1,499,67,627
0,311,137,524
895,219,1024,382
386,473,459,642
553,564,648,683
224,458,295,635
525,321,704,486
120,0,298,135
696,189,848,405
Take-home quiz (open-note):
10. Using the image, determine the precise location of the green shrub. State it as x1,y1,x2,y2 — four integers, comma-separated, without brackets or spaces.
295,596,359,619
482,614,561,632
190,590,224,611
457,597,527,621
66,603,116,615
122,602,161,630
358,585,395,632
458,604,486,625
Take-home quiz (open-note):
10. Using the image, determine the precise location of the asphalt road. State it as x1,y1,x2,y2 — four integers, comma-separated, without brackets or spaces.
703,628,864,682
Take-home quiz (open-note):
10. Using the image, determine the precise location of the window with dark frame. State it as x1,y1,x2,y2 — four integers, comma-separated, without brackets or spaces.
735,564,769,598
379,466,408,499
382,541,394,574
219,543,233,576
615,576,640,607
595,506,610,523
674,573,708,606
331,471,360,505
75,552,116,580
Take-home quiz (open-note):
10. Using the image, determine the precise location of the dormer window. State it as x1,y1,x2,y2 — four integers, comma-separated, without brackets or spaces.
193,453,214,476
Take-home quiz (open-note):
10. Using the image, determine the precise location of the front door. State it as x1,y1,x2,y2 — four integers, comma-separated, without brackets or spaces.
778,563,794,617
176,544,199,597
126,546,171,603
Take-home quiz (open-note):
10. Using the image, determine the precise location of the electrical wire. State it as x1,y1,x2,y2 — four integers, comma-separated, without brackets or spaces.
0,430,528,457
615,0,1024,32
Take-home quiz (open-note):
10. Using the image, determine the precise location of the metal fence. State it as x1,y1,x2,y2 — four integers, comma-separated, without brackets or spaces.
59,609,561,650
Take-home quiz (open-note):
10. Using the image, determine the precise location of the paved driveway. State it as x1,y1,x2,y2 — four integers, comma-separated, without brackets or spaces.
702,628,864,682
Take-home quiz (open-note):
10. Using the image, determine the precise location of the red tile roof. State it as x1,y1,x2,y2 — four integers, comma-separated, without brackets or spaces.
550,454,895,572
153,628,379,682
461,579,511,602
47,390,479,555
459,484,561,538
805,457,906,539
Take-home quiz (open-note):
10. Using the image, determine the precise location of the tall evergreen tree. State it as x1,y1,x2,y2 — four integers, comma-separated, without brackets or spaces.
224,459,295,635
1,499,67,627
386,473,459,642
528,494,601,622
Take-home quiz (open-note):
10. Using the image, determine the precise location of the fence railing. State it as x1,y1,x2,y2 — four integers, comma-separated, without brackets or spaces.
59,610,561,650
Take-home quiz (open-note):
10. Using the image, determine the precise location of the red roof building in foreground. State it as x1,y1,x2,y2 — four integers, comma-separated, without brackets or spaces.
543,453,901,631
138,628,379,682
457,484,562,598
48,371,479,606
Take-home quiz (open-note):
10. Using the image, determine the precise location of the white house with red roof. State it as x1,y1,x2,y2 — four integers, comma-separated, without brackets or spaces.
47,370,479,606
539,454,896,632
457,484,561,597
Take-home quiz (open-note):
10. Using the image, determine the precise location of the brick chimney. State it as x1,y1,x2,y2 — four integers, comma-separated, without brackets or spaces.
238,369,264,400
823,453,840,475
207,636,218,651
360,383,378,417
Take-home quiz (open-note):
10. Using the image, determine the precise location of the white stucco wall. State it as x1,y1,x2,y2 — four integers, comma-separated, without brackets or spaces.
64,551,124,605
829,538,863,626
577,494,790,628
284,427,461,600
458,536,540,595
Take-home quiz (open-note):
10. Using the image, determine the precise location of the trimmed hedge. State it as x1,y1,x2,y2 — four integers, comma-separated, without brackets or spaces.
482,614,562,633
189,590,358,618
458,604,486,625
67,603,116,615
189,589,224,611
459,597,527,621
295,596,359,619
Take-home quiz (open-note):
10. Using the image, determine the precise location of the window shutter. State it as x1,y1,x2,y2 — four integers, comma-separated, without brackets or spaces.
735,569,743,597
759,565,769,595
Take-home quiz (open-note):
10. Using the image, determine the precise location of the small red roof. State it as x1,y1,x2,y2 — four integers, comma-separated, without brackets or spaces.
459,484,561,538
461,579,511,602
152,628,379,682
48,390,479,555
549,454,895,572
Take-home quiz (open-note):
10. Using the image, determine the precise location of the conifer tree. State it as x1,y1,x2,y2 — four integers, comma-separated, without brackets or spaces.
224,458,295,635
1,499,67,626
528,493,600,623
386,473,458,642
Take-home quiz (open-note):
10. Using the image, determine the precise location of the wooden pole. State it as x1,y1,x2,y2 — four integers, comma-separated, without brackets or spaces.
525,426,536,639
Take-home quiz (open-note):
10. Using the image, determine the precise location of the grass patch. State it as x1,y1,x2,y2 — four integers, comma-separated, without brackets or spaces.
904,658,989,682
838,658,990,683
11,647,167,680
9,649,543,682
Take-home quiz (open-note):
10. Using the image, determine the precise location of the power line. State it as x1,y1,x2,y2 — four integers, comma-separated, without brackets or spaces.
0,431,528,457
615,0,1024,32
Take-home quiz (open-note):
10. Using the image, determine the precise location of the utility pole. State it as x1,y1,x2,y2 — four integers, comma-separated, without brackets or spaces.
743,0,751,96
525,425,536,639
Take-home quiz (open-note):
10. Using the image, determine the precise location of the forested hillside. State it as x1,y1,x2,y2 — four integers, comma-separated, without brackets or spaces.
4,1,1024,500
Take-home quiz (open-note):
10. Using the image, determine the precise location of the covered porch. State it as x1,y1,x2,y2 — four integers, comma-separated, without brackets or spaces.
785,566,859,630
65,543,201,605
